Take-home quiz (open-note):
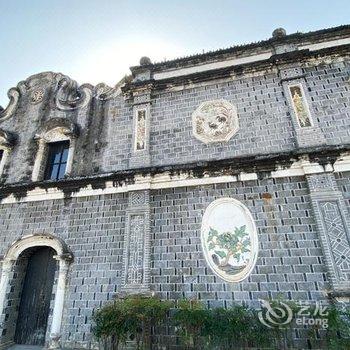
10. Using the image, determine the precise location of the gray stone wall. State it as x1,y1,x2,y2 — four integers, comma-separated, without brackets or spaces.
0,193,128,347
150,177,328,307
0,171,349,347
0,58,349,184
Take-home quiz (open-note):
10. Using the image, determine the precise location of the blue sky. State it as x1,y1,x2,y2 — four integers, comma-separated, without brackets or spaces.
0,0,349,105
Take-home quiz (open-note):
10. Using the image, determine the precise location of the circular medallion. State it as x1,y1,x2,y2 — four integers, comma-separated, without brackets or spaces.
192,99,239,144
201,198,258,282
30,88,45,104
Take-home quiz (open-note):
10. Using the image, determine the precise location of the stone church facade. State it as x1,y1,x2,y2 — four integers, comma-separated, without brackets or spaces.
0,25,349,349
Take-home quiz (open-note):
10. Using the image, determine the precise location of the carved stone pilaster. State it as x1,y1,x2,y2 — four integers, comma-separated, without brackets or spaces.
121,190,151,293
280,65,326,148
129,87,152,168
307,173,350,294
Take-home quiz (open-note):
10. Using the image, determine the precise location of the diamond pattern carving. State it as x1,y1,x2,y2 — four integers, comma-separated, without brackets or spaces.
320,202,350,281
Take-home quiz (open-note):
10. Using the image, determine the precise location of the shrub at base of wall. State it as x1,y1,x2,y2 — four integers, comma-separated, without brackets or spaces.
92,295,350,350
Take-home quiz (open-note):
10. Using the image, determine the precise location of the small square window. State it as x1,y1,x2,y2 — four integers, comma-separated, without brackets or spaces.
44,141,69,181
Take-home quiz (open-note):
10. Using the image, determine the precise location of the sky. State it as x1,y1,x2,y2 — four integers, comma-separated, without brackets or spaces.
0,0,349,106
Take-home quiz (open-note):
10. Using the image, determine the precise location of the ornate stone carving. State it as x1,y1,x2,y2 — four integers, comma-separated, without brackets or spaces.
0,88,20,123
130,191,146,206
308,174,334,192
319,201,350,282
54,75,92,111
122,191,150,293
30,88,45,104
126,215,145,285
135,110,146,151
288,84,312,127
192,100,238,144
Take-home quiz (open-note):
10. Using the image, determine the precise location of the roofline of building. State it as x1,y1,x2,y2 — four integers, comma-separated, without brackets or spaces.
131,24,350,72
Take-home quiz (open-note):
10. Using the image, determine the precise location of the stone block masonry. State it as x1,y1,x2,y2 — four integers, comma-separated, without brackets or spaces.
0,24,349,349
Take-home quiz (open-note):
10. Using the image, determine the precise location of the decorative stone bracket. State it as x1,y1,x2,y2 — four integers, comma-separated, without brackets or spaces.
306,173,350,295
121,190,151,293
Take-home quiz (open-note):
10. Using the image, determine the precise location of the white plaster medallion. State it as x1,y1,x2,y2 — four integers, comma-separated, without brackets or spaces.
30,88,45,104
201,198,258,282
192,99,238,143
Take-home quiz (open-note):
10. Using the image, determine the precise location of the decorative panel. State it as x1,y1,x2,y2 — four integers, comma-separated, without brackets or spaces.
201,198,258,282
318,201,350,283
122,190,150,293
192,100,239,144
288,84,312,128
307,173,350,293
135,109,147,151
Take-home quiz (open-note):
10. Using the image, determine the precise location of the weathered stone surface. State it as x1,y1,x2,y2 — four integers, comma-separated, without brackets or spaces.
0,25,349,349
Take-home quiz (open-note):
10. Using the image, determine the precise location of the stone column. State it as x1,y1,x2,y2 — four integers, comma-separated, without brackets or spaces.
32,138,46,181
49,258,70,349
121,190,151,293
0,260,14,321
306,172,350,295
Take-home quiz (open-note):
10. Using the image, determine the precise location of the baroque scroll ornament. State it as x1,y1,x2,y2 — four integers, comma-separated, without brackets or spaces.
192,99,239,144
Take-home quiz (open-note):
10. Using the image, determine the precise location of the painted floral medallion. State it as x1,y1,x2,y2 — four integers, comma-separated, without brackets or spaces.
201,198,258,282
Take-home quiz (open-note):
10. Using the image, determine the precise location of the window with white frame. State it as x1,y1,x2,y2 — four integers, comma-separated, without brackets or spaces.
32,126,76,181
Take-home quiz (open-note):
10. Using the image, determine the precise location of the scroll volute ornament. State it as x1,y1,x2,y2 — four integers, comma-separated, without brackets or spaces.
192,99,239,144
0,88,20,123
53,74,92,111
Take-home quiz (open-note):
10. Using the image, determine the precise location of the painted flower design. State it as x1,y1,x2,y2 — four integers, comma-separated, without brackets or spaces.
207,225,251,274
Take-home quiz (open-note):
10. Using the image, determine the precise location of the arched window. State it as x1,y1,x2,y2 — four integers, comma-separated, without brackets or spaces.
32,119,78,181
201,198,258,282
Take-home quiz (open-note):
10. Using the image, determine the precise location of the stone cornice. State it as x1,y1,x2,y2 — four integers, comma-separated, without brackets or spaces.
1,144,349,203
123,43,350,92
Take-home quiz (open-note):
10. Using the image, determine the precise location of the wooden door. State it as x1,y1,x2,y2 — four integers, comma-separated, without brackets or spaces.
14,247,57,345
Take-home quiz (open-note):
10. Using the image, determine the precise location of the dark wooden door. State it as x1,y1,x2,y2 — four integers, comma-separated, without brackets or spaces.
15,247,57,346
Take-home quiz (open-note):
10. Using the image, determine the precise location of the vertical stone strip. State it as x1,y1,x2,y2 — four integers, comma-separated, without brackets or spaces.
280,65,326,147
121,190,150,293
129,85,152,168
307,173,350,294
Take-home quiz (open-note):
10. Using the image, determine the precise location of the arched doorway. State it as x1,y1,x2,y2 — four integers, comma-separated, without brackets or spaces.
0,234,73,349
14,246,57,346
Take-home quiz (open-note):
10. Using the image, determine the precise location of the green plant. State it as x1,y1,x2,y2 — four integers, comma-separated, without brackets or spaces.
92,301,130,349
173,299,209,349
324,304,350,350
92,295,172,350
173,300,282,350
207,226,250,267
122,295,172,349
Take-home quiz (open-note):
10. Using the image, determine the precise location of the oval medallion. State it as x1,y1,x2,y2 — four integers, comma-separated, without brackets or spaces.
201,198,258,282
